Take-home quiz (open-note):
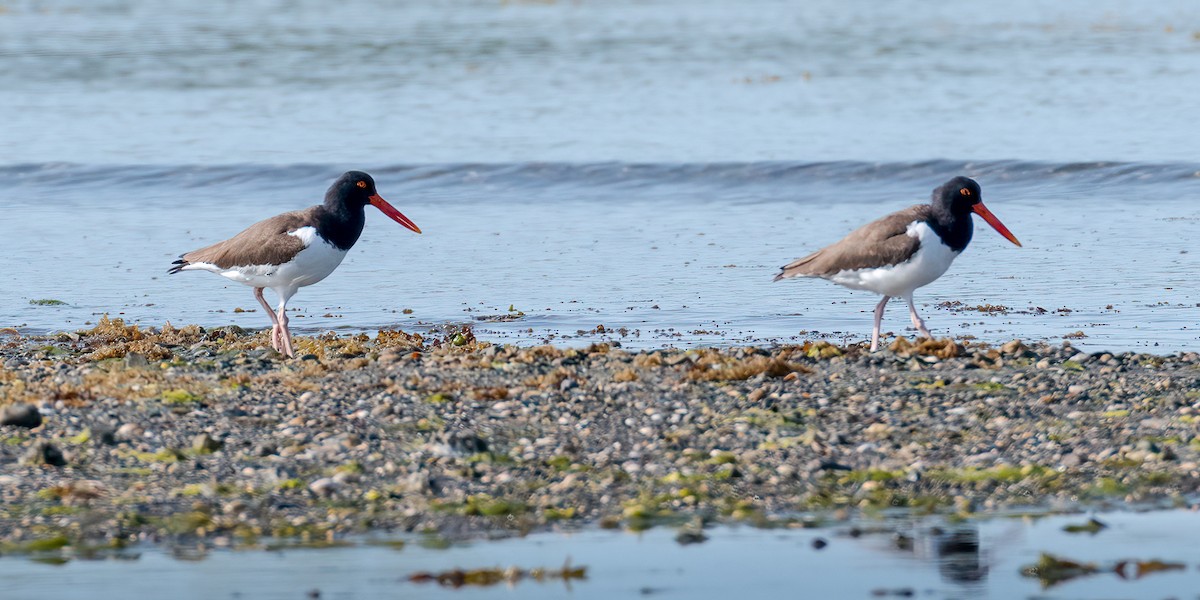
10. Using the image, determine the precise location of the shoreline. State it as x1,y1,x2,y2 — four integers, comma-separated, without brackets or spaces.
1,318,1198,555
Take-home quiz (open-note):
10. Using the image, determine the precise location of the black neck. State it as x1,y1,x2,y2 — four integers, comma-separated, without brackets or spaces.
928,205,974,252
316,201,367,251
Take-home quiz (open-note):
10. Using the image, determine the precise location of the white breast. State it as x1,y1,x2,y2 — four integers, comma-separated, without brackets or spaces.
826,221,959,298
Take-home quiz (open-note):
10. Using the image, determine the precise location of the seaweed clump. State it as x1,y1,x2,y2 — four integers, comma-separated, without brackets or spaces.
409,561,586,588
79,316,205,361
686,348,811,381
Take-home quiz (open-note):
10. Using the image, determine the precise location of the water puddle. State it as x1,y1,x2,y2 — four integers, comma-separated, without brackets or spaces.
3,510,1199,599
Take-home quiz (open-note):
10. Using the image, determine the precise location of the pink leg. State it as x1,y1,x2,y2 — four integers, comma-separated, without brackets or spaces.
276,301,295,358
871,296,890,352
254,288,282,351
906,295,932,339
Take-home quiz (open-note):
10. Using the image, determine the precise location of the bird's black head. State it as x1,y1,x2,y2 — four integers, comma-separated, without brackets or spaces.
326,171,378,208
933,176,983,215
931,175,1021,247
323,170,422,234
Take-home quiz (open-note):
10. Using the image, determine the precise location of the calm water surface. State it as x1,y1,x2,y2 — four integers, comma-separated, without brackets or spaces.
1,0,1198,164
3,0,1200,350
2,511,1200,599
3,161,1200,352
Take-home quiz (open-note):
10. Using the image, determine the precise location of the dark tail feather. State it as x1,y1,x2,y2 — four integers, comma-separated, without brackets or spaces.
167,257,189,275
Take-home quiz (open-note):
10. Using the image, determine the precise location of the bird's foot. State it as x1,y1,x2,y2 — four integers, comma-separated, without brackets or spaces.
277,316,295,358
280,335,295,358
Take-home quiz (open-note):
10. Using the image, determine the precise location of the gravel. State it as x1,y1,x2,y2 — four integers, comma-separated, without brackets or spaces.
0,319,1199,553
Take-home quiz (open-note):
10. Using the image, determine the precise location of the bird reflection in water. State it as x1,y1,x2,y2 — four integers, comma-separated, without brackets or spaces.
934,527,987,583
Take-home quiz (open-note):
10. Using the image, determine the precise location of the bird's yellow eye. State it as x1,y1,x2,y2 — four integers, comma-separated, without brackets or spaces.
356,181,367,189
960,188,971,196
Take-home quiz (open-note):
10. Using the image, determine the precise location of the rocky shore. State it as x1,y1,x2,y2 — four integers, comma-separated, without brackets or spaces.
1,317,1198,556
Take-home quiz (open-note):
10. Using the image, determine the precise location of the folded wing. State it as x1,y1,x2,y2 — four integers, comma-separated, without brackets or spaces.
169,208,316,273
774,205,929,280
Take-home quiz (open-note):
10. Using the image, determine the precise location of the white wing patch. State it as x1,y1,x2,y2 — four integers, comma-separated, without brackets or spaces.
287,226,320,246
826,221,959,298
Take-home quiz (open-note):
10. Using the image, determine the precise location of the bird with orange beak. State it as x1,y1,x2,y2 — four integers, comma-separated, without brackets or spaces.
169,171,422,357
774,176,1021,351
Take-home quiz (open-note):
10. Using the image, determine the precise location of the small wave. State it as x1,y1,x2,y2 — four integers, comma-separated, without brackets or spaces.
2,160,1196,199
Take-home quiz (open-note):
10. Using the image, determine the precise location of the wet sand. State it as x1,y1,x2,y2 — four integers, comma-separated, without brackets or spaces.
0,319,1198,556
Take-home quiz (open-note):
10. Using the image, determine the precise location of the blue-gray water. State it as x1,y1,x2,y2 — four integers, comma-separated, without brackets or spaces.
4,160,1200,352
3,1,1200,597
3,511,1200,599
2,0,1198,165
3,0,1200,352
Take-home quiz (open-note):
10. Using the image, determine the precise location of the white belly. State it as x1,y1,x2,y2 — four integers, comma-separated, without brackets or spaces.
826,221,959,298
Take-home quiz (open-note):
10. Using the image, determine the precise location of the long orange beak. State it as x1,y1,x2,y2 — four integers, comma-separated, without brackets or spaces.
369,194,421,234
972,202,1021,247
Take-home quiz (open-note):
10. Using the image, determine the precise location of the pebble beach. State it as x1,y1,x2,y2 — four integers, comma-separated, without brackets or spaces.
1,318,1198,556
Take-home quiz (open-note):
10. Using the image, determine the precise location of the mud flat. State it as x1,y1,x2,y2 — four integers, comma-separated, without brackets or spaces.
0,318,1198,556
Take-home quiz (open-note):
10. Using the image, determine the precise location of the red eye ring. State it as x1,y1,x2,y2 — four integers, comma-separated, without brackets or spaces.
959,187,971,196
356,181,367,189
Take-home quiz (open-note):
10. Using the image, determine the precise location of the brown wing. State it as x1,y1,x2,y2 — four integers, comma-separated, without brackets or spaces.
773,205,929,280
174,207,319,270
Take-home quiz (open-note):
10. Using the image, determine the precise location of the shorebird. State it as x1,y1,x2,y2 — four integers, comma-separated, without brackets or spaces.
773,176,1020,351
168,171,421,357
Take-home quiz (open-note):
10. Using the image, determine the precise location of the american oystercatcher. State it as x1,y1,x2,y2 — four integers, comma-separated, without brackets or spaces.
773,176,1021,351
168,171,421,357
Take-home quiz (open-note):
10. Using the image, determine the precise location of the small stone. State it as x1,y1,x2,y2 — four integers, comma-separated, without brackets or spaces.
559,377,579,392
124,353,149,368
811,537,828,550
115,423,143,440
818,461,853,472
92,425,118,446
332,471,362,485
674,529,707,545
448,431,488,455
192,433,224,453
309,478,343,498
22,441,66,467
1,404,42,429
1061,453,1083,467
954,496,975,513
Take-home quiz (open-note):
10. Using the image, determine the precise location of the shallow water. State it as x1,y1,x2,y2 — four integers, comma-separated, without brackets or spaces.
4,1,1200,351
4,161,1200,352
3,510,1200,599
